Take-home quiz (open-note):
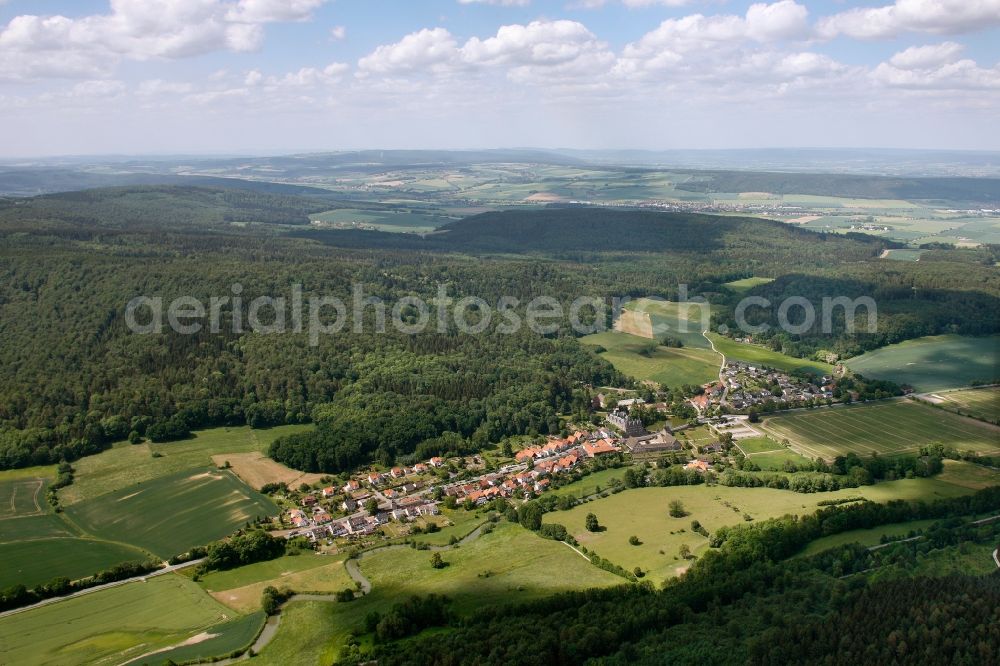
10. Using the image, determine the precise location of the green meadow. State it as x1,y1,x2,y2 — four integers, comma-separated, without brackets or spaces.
924,386,1000,423
845,334,999,392
723,277,775,293
581,331,721,387
0,538,152,589
65,467,278,558
706,333,834,375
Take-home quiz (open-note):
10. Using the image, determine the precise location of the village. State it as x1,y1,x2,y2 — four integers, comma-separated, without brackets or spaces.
691,361,836,413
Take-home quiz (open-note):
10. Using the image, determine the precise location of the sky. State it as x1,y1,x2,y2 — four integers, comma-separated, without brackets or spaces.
0,0,998,156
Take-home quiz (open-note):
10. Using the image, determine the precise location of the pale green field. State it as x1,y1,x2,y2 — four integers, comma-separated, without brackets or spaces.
881,249,924,261
761,400,1000,461
0,574,235,666
545,468,994,583
581,331,721,387
205,554,354,614
62,424,310,505
925,386,1000,423
798,518,942,557
0,537,152,589
706,333,834,376
547,467,629,500
845,334,999,392
624,297,717,349
309,208,452,233
251,522,622,665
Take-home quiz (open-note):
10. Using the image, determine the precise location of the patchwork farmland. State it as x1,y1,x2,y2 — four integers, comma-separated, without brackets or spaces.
65,467,278,558
760,400,1000,461
921,386,1000,424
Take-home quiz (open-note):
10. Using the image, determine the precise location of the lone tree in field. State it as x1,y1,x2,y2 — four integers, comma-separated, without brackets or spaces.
585,513,601,532
669,500,687,518
430,552,447,569
679,543,692,559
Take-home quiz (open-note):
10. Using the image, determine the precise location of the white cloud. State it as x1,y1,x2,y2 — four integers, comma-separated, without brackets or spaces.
745,0,810,41
357,27,460,75
330,25,346,40
0,0,329,81
889,41,964,69
873,58,1000,89
817,0,1000,40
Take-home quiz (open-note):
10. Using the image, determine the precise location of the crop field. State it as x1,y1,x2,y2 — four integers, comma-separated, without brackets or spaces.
706,333,834,376
0,574,236,666
623,298,717,349
65,467,279,558
124,611,266,666
0,538,151,590
0,512,75,542
723,277,774,293
581,331,721,387
0,477,46,518
845,334,999,393
921,386,1000,424
749,449,817,471
62,424,311,505
760,400,1000,461
881,248,924,261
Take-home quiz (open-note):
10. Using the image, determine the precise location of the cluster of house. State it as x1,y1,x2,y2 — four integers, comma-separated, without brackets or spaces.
444,430,622,506
692,362,836,411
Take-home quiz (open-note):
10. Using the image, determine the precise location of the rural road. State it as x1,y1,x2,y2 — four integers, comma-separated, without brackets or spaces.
993,548,999,569
0,558,205,620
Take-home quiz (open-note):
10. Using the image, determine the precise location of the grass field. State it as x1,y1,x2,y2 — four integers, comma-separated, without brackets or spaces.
544,468,995,583
723,277,774,293
881,249,925,261
733,436,784,454
203,553,354,614
750,449,817,471
760,400,1000,461
0,538,152,589
124,611,266,666
0,512,75,542
581,331,721,387
61,424,311,505
706,333,834,375
845,334,999,392
921,386,1000,423
797,518,942,557
0,574,236,666
251,522,622,665
547,467,628,501
65,467,278,558
309,208,452,234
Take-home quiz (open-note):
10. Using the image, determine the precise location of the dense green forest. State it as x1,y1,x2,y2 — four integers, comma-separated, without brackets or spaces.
347,488,1000,665
0,186,997,470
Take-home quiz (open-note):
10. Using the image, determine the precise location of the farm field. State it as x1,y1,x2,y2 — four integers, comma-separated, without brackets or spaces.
0,477,47,518
623,298,717,349
706,333,834,375
760,400,1000,461
845,334,999,392
581,330,721,387
252,522,622,665
749,449,816,471
211,451,326,491
921,386,1000,424
0,574,235,666
61,424,311,505
733,436,783,454
545,470,995,584
0,512,75,542
124,611,266,666
547,467,628,501
880,248,924,261
0,538,151,589
65,467,278,558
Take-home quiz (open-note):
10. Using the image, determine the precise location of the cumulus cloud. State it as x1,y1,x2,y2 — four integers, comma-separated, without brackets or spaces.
0,0,329,81
330,25,346,40
817,0,1000,40
357,27,460,75
889,41,964,69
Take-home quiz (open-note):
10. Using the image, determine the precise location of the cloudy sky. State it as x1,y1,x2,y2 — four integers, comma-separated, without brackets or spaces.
1,0,998,156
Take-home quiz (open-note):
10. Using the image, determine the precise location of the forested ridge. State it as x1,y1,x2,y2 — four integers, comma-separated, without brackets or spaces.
0,186,997,470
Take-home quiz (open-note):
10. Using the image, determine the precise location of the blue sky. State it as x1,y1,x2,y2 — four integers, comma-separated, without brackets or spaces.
0,0,998,155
